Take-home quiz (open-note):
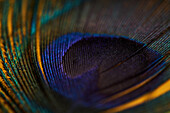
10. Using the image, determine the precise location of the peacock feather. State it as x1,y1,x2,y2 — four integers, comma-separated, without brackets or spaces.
0,0,169,113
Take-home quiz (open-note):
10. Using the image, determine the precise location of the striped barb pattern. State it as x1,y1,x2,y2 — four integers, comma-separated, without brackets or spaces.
0,0,169,113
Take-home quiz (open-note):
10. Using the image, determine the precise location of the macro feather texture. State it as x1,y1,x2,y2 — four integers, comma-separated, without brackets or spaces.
0,0,169,113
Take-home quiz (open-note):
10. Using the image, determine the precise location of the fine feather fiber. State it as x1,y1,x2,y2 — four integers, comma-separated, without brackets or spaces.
0,0,169,113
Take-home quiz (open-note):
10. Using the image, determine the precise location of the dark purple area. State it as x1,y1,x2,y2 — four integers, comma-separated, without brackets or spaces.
43,33,164,108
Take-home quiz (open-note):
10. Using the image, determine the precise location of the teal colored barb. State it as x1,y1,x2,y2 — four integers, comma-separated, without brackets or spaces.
31,0,84,34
